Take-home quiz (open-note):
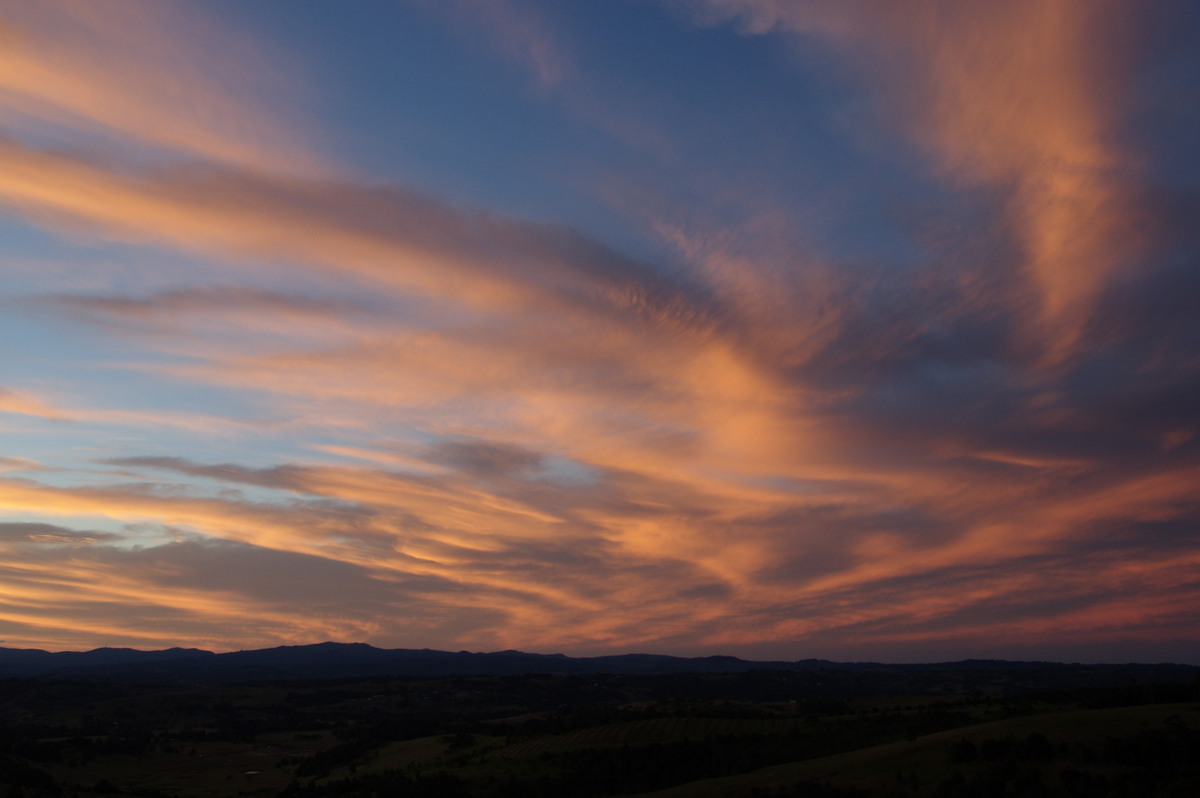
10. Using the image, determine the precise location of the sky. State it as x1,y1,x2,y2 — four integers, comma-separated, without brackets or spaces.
0,0,1198,663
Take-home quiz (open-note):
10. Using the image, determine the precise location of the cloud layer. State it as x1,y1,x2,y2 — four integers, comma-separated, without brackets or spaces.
0,0,1196,662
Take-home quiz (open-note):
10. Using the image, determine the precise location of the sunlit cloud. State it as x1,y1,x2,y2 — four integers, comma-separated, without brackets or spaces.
0,0,323,172
0,383,267,437
0,0,1194,662
681,0,1145,361
0,457,46,473
0,388,68,420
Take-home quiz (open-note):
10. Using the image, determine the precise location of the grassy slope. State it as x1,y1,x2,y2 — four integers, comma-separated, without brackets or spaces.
626,702,1200,797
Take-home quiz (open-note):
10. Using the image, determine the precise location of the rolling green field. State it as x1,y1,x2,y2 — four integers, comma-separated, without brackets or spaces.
1,672,1196,797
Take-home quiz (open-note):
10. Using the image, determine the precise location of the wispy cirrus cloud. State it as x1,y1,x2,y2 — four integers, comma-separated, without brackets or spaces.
7,138,1194,656
0,384,268,437
0,521,118,545
0,388,68,421
5,437,1197,658
0,135,711,329
0,532,477,652
0,1,1195,662
0,0,323,172
0,457,46,473
416,0,677,156
418,0,570,89
678,0,1145,361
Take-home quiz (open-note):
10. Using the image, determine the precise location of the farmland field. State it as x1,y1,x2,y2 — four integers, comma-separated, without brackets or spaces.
0,670,1196,796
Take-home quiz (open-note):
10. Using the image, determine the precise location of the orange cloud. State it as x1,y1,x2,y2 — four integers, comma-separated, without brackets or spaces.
0,0,322,173
683,0,1143,361
0,383,265,437
0,135,716,336
7,137,1190,655
1,0,1194,660
0,534,412,650
21,233,1191,650
0,388,68,420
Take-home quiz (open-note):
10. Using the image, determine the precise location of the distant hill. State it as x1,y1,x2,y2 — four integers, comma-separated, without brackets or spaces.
1,642,1195,691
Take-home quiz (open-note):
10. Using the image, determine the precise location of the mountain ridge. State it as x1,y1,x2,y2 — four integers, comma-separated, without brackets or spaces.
2,642,1196,688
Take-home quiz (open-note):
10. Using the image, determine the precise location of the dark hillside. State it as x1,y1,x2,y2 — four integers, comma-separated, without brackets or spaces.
1,643,1195,689
0,666,1196,797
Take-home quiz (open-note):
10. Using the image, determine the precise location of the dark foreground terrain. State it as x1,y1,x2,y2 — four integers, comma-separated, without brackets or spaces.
1,660,1197,797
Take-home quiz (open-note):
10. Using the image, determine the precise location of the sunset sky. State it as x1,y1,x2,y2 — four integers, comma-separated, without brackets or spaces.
1,0,1198,663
